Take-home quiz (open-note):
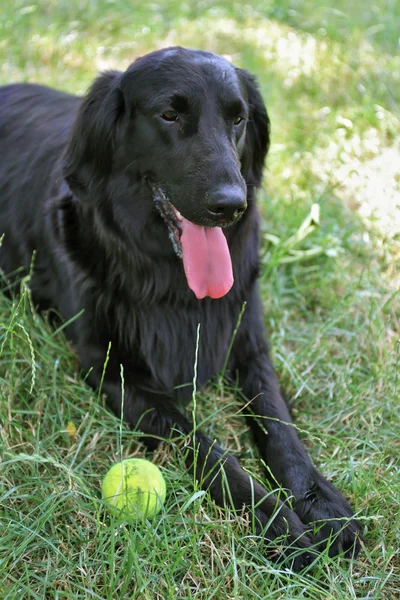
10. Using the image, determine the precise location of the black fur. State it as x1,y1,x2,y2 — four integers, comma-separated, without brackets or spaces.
0,47,362,570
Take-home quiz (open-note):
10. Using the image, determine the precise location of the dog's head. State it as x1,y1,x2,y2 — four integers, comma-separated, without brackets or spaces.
63,47,270,299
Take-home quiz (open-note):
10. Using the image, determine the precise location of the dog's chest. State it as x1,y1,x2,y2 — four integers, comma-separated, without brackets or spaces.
111,297,241,397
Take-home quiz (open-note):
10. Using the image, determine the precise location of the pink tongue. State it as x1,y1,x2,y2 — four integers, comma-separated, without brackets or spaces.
180,218,233,299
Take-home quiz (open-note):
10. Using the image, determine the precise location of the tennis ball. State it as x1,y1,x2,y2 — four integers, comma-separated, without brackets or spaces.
102,458,166,519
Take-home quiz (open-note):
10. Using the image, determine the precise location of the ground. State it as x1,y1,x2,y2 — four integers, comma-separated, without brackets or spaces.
0,1,399,598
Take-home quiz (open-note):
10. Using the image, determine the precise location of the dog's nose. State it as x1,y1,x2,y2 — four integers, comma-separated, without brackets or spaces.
206,185,247,222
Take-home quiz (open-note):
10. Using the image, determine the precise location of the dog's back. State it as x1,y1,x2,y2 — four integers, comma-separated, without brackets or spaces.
0,84,79,279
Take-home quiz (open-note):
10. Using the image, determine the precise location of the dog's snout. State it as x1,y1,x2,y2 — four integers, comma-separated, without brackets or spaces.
206,185,247,222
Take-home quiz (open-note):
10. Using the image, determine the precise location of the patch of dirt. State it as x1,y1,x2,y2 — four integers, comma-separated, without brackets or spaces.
337,146,400,236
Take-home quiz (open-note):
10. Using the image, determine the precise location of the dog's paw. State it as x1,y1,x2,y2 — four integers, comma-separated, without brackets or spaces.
253,502,316,571
294,469,363,559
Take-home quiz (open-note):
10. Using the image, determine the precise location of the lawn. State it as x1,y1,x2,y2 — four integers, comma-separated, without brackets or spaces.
1,1,399,598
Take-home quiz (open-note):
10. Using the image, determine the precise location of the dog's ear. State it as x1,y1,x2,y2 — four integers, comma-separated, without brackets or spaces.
63,71,124,194
237,69,270,187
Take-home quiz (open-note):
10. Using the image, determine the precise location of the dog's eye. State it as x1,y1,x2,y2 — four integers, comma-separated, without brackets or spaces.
161,111,178,122
233,116,244,126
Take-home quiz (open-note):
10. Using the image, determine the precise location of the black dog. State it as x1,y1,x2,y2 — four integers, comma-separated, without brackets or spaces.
0,47,361,569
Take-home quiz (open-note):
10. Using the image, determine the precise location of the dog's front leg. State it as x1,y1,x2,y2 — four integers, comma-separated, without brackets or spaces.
231,285,363,558
80,345,314,570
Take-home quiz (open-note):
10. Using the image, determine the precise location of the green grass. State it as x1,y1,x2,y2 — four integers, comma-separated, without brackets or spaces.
1,1,400,598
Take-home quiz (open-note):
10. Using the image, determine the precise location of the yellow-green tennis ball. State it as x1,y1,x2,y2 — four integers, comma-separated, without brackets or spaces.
102,458,166,519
